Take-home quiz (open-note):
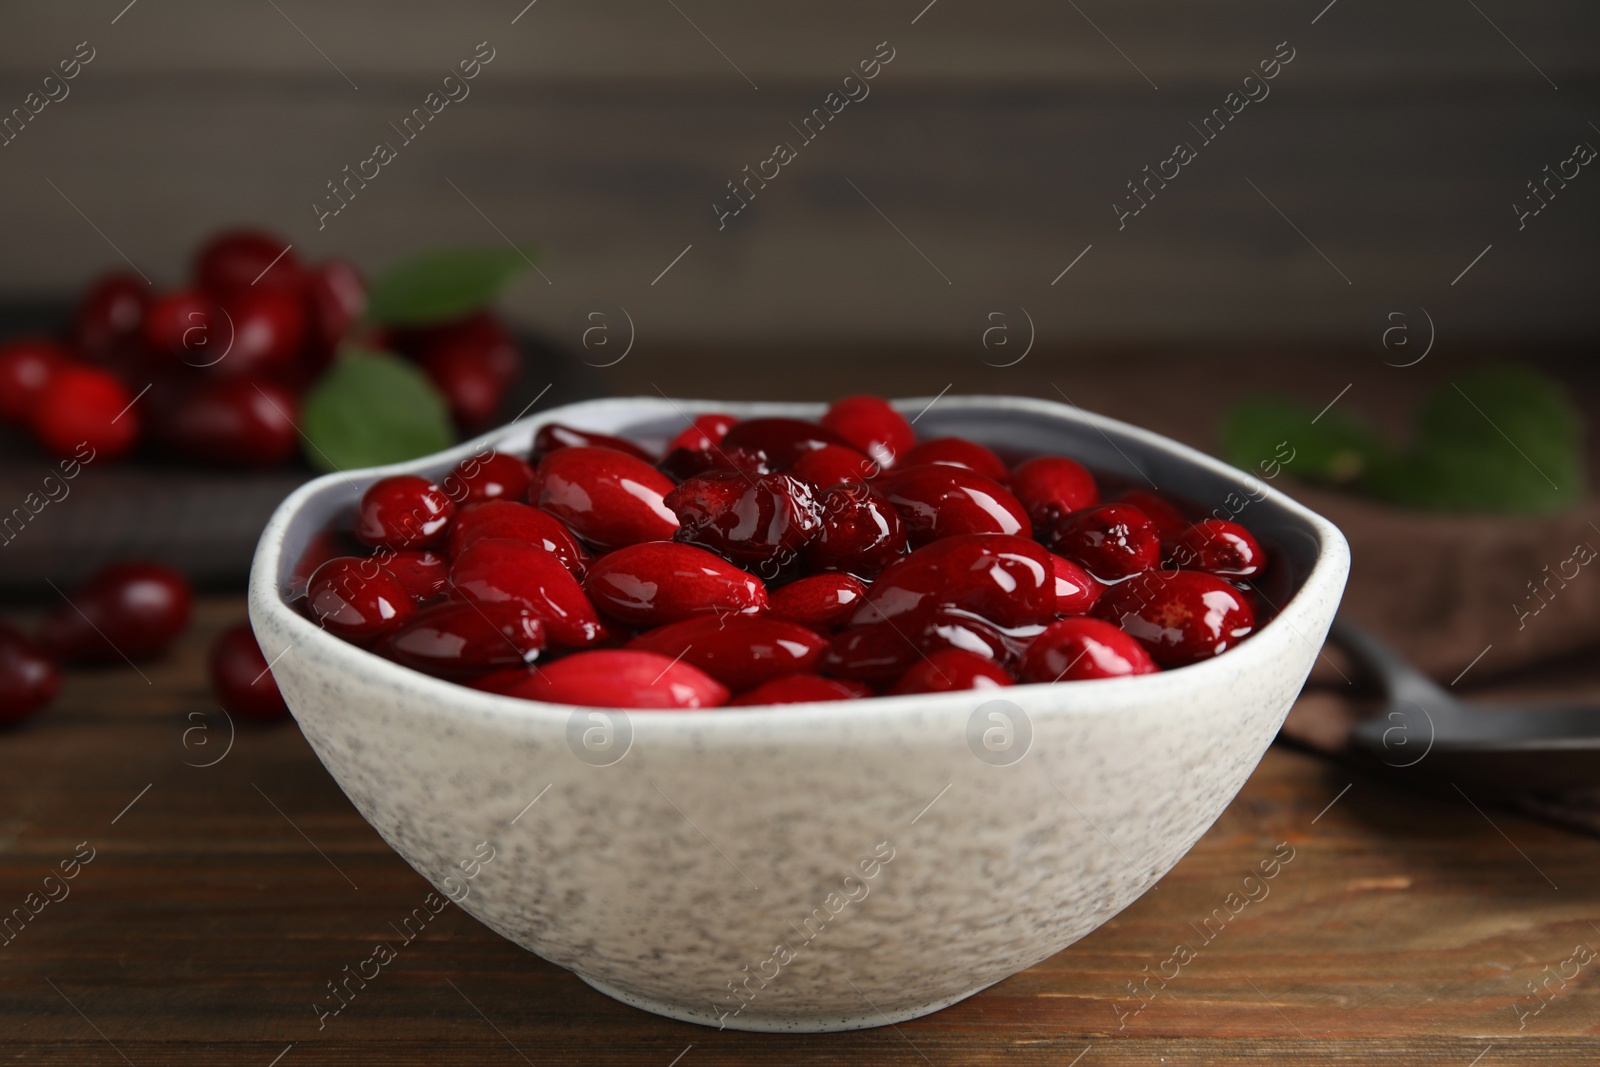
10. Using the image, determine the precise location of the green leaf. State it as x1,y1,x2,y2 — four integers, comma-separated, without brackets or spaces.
1222,365,1587,515
1366,364,1584,515
1222,397,1388,486
365,247,536,325
300,351,454,472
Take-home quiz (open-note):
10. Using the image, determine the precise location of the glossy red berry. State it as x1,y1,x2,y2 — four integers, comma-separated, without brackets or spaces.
494,650,729,709
532,422,655,465
302,407,1274,688
0,623,60,723
803,483,907,579
306,556,414,645
667,412,736,453
768,572,866,629
921,612,1045,666
630,616,827,690
448,501,592,577
666,470,765,529
729,673,870,705
0,339,70,424
212,288,306,379
532,446,678,550
852,534,1055,631
380,601,546,678
790,444,877,490
583,541,767,627
1011,456,1100,533
1167,519,1266,578
901,438,1011,483
1094,570,1256,668
304,258,365,368
1116,489,1190,541
71,272,150,365
382,550,449,602
354,476,456,550
1049,502,1161,581
819,396,915,469
444,452,534,505
1019,617,1158,682
388,312,490,356
421,322,520,430
1049,553,1101,616
657,443,771,483
448,538,608,648
871,464,1028,546
194,228,302,297
666,471,821,572
820,620,907,683
888,649,1013,695
32,366,139,460
142,289,225,366
209,623,292,719
719,417,855,470
822,616,1019,685
153,378,299,467
40,561,193,663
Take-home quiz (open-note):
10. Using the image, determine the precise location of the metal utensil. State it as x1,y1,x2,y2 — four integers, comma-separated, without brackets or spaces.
1328,617,1600,790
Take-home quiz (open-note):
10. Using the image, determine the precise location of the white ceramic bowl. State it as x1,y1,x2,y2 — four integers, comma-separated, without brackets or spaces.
249,396,1349,1033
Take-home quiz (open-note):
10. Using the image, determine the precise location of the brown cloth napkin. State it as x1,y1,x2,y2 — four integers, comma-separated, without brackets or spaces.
1277,484,1600,835
1297,486,1600,683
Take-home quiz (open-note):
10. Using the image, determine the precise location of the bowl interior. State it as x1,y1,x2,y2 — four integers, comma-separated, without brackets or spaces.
270,396,1326,624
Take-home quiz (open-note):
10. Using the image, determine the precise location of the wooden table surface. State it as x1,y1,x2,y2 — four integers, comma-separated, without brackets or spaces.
6,350,1600,1064
3,597,1598,1066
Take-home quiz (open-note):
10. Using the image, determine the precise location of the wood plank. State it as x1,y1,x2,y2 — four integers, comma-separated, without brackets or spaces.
0,1,1594,343
0,82,1594,342
0,0,1594,83
3,596,1599,1064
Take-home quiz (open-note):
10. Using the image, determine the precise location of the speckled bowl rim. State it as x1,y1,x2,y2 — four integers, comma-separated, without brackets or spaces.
248,395,1349,740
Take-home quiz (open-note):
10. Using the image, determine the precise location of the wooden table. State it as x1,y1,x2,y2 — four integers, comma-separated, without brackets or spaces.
3,597,1598,1065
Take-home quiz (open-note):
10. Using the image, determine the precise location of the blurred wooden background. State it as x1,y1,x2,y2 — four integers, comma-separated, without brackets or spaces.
0,0,1595,349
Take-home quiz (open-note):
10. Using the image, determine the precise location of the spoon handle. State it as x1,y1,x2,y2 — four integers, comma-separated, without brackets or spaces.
1329,617,1600,784
1326,616,1452,706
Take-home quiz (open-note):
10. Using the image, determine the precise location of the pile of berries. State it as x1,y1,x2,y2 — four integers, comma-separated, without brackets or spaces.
0,228,520,467
300,397,1267,709
0,561,289,726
